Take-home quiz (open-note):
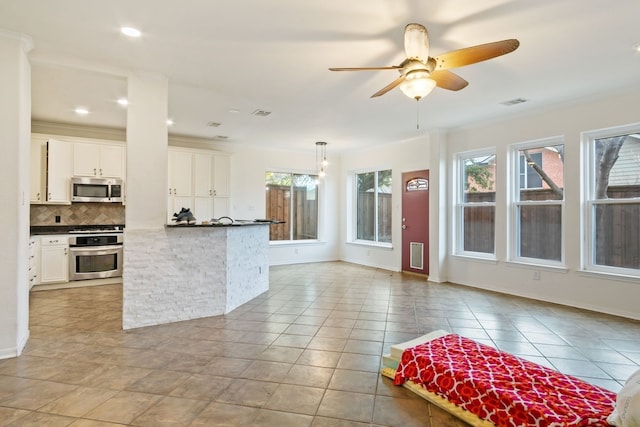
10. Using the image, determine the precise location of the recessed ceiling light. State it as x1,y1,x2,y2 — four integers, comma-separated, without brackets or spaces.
117,98,128,106
74,107,90,115
166,119,174,126
121,27,141,38
634,43,640,53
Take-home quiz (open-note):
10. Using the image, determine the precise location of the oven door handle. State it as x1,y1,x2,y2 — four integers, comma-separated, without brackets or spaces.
69,245,122,254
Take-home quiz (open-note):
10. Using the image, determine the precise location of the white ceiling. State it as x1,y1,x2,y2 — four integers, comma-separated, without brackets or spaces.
2,0,640,153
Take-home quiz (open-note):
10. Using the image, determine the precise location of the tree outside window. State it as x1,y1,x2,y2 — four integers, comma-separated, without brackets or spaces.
512,142,565,263
356,170,392,243
265,172,318,241
586,129,640,272
458,151,496,255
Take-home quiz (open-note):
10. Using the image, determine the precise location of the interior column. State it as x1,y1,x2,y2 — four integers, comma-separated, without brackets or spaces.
123,72,168,329
0,30,33,358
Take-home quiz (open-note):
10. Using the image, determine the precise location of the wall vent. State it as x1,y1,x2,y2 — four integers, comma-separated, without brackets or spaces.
252,109,272,117
500,98,528,106
207,121,222,127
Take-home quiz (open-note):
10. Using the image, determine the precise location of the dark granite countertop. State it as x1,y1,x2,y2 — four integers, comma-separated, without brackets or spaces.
30,224,125,235
166,220,278,228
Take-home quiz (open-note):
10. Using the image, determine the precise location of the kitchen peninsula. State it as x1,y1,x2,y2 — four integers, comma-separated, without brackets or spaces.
122,221,270,329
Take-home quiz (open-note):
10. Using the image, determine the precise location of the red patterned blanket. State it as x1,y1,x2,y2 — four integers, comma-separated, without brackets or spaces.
394,334,616,427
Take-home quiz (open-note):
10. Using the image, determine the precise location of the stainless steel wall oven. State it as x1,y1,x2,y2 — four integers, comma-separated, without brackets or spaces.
69,233,123,281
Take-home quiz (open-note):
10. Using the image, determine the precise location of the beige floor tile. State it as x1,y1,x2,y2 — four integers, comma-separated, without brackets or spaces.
241,360,292,382
264,383,325,415
2,410,74,427
189,402,259,426
0,380,77,411
37,386,118,417
125,369,191,395
215,378,279,407
130,395,209,426
316,390,375,423
328,369,379,394
283,364,334,388
253,408,313,426
371,395,431,427
83,390,162,424
168,373,232,400
0,406,31,426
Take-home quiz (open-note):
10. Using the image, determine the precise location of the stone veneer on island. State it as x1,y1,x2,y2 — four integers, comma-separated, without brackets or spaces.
122,223,269,329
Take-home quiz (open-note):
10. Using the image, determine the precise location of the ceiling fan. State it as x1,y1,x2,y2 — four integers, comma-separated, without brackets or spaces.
329,23,520,101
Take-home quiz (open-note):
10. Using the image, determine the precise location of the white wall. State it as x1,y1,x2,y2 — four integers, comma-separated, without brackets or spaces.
445,88,640,320
0,31,32,359
339,136,431,271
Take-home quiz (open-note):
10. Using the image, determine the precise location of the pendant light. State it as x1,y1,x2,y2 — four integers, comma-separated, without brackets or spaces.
315,141,328,178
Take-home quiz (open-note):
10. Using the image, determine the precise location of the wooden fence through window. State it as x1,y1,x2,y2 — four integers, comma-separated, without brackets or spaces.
465,186,639,268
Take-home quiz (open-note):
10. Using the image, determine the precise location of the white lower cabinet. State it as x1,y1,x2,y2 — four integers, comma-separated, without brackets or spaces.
29,237,40,288
40,235,69,284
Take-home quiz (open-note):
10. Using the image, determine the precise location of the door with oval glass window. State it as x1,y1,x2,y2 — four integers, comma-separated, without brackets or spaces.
401,170,429,275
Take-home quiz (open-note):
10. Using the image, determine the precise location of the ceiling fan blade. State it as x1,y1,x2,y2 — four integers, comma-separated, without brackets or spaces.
371,76,406,98
430,70,469,91
404,23,429,63
329,66,402,71
434,39,520,70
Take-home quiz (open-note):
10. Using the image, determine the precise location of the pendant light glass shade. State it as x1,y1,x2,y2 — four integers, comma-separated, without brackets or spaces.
315,141,327,177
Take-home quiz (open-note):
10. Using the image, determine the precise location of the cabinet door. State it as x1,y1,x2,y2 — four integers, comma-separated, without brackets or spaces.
168,150,193,197
213,155,230,197
213,197,230,218
193,153,213,197
99,145,124,178
73,142,99,176
40,240,68,284
168,196,194,223
47,139,73,203
194,197,213,223
30,139,46,203
29,237,40,288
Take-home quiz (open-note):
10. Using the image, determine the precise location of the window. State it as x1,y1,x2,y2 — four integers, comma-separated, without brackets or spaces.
355,169,392,243
510,139,565,264
456,150,496,256
583,124,640,275
265,172,318,241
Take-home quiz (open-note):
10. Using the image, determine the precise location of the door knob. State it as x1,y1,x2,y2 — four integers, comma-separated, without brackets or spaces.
402,225,407,229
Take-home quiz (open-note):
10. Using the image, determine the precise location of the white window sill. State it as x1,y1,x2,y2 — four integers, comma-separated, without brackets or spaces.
269,240,324,247
346,240,393,250
505,260,568,274
451,253,498,264
577,268,640,283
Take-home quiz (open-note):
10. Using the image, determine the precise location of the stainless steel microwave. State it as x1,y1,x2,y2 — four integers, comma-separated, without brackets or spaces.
71,177,124,203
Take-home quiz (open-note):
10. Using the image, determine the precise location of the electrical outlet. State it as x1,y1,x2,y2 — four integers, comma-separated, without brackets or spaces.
55,215,61,223
533,271,540,280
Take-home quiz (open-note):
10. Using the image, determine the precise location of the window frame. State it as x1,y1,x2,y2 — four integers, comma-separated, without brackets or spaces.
508,136,566,267
265,170,320,243
352,168,392,246
454,148,497,260
581,123,640,278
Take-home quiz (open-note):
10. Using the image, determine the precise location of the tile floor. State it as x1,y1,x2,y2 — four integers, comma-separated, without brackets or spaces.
1,261,639,426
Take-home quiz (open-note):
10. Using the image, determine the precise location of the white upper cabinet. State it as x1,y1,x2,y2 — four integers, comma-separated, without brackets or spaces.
194,153,213,197
74,142,125,178
30,137,46,203
168,149,193,197
167,148,231,223
46,139,73,204
214,155,230,197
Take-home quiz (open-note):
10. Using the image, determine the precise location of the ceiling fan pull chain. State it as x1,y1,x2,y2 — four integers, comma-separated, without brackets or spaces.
416,100,420,130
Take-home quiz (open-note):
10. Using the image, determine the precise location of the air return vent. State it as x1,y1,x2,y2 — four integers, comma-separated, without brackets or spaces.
500,98,528,106
252,109,272,117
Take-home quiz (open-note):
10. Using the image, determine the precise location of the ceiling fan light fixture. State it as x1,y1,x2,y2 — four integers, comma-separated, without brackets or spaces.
400,76,436,100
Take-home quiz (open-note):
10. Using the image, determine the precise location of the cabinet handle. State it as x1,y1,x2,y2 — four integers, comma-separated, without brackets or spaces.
209,189,212,196
37,192,40,200
100,168,103,176
169,188,171,195
94,168,97,175
48,192,51,199
64,248,68,255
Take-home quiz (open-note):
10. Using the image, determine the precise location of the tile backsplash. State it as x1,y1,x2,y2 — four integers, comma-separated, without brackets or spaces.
30,203,125,226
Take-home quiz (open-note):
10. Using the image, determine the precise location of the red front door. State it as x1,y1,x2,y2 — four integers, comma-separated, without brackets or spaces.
401,170,429,275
